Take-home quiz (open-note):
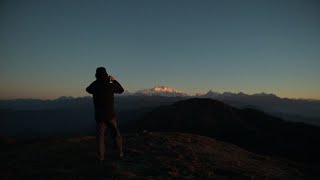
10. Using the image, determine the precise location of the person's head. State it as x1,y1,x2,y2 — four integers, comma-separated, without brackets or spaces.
95,67,109,80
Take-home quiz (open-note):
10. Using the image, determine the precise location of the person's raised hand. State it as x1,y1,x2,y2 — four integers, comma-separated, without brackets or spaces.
109,75,116,81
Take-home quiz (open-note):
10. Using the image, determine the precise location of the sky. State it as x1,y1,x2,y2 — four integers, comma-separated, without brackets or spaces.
1,0,320,99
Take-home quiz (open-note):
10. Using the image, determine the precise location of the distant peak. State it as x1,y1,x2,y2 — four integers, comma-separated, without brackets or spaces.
135,86,189,97
252,93,278,98
222,92,236,96
237,92,248,96
152,86,184,93
205,90,220,96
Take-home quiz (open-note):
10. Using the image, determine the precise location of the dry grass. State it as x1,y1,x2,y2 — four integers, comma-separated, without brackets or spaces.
1,132,309,179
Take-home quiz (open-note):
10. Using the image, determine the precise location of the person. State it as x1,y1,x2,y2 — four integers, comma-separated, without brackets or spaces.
86,67,124,161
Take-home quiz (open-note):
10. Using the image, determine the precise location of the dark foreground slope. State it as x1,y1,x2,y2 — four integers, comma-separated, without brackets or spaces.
128,98,320,163
1,132,314,179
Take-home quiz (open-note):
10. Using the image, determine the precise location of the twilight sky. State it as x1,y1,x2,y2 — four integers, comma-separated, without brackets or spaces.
1,0,320,99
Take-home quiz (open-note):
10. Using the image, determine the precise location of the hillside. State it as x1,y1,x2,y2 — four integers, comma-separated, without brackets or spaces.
1,132,311,179
129,98,320,163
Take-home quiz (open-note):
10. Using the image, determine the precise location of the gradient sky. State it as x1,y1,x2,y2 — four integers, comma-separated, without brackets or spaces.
1,0,320,99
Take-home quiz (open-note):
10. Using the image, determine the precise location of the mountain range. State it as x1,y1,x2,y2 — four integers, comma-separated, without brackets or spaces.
1,86,319,125
0,86,320,141
120,86,281,97
134,86,189,97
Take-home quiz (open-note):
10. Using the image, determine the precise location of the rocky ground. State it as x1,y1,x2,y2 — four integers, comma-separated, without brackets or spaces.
1,132,316,179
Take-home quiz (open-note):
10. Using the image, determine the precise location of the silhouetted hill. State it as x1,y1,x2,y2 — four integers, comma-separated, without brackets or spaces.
2,132,315,179
129,98,320,163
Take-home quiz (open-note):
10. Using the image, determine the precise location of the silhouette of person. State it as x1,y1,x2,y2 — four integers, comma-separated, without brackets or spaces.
86,67,124,161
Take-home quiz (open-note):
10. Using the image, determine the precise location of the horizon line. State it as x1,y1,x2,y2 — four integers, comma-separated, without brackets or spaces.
1,91,319,101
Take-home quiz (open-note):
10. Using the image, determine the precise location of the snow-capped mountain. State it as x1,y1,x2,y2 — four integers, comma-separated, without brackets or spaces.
135,86,190,97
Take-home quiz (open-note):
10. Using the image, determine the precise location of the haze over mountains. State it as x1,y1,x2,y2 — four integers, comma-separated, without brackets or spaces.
1,86,319,124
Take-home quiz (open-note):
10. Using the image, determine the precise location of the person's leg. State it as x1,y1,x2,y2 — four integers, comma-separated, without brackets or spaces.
108,117,123,158
96,121,106,161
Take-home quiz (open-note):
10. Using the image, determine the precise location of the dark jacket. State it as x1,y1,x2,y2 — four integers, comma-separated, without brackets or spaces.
86,79,124,122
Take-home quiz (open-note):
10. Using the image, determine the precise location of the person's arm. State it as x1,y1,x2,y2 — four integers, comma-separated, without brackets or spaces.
86,82,95,94
110,76,124,94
